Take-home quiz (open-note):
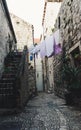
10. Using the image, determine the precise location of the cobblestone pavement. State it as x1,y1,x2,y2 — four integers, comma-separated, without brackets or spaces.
0,93,81,130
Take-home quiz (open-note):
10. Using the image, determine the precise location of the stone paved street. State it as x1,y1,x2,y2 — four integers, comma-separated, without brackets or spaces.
0,92,81,130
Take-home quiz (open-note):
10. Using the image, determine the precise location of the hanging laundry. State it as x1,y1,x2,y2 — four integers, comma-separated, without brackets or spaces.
29,29,62,59
54,39,62,55
29,43,41,55
53,29,62,55
45,35,54,57
30,55,33,61
28,45,35,52
48,29,62,57
54,30,60,45
35,43,41,52
40,40,46,58
35,52,38,59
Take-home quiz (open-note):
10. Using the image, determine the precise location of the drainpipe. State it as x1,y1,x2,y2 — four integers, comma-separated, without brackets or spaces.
32,25,37,95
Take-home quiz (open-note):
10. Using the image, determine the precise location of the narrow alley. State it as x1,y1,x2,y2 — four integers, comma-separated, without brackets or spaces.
1,0,81,130
0,92,81,130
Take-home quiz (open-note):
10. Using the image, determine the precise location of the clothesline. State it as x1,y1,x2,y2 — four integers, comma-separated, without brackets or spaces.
29,29,62,59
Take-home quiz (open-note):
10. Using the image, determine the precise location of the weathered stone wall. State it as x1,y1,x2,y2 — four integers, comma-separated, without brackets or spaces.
42,2,61,93
47,57,54,93
54,0,81,97
53,53,65,98
19,52,29,107
42,58,47,91
44,2,61,35
56,0,81,50
0,0,16,76
16,50,36,108
10,13,33,51
28,64,36,97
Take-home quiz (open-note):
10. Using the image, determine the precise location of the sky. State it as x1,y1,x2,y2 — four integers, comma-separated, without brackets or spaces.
6,0,45,38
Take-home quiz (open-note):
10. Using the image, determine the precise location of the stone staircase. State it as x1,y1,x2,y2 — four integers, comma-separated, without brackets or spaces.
0,52,22,109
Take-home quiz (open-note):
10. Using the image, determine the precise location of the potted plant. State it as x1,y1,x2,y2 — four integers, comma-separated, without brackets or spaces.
60,46,81,105
62,64,81,105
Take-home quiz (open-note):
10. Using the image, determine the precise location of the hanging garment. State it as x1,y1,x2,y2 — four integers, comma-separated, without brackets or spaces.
29,43,41,54
53,29,62,55
35,43,41,52
54,39,62,55
40,40,46,58
30,55,33,61
28,45,35,52
45,35,54,57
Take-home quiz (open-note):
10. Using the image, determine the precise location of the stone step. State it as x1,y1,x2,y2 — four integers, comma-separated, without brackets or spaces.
5,58,20,61
2,73,16,78
4,57,21,67
0,83,13,87
0,121,22,130
0,77,15,81
4,68,17,73
4,67,18,72
0,94,16,108
0,87,14,94
0,52,22,108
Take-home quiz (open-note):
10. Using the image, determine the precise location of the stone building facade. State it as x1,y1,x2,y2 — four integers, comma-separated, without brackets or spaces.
0,0,36,110
10,13,35,69
57,0,81,51
0,0,16,76
10,14,37,98
54,0,81,97
42,1,62,92
10,13,33,51
43,2,61,35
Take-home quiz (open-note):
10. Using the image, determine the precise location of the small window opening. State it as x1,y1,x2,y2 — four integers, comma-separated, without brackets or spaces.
71,47,80,67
